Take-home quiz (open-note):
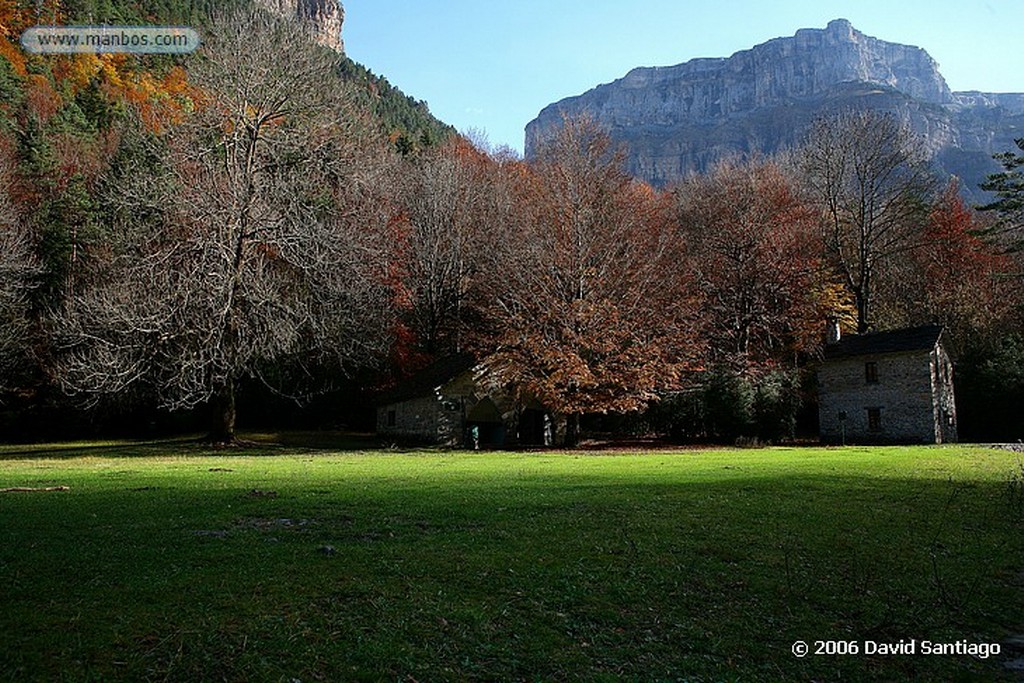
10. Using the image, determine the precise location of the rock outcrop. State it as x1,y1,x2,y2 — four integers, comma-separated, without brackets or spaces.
525,19,1024,197
255,0,344,52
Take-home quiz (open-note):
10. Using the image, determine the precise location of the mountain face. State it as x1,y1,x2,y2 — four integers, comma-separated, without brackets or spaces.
255,0,344,52
525,19,1024,198
251,0,453,149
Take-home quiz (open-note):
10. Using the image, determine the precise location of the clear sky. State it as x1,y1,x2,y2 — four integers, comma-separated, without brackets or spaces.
343,1,1023,153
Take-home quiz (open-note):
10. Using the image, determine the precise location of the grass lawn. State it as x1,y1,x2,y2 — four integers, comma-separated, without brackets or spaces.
1,438,1022,681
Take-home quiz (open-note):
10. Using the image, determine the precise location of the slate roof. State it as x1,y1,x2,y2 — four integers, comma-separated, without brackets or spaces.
824,324,943,360
377,353,477,404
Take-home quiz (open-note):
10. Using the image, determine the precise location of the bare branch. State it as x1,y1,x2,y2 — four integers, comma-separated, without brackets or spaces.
52,7,401,440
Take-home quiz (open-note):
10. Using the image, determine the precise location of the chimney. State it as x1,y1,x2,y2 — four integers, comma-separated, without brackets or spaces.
826,318,842,345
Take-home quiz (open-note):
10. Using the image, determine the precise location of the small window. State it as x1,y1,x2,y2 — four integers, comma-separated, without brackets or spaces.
867,407,881,431
386,409,396,427
865,361,878,384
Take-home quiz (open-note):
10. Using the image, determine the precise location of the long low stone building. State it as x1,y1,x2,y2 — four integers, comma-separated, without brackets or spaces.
376,354,554,449
818,324,957,444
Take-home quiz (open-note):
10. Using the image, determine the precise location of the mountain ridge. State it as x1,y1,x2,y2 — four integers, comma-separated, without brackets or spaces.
525,19,1024,196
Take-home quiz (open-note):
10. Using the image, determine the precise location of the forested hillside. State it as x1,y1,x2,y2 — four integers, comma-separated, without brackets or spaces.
1,2,1022,444
0,0,450,438
1,0,452,148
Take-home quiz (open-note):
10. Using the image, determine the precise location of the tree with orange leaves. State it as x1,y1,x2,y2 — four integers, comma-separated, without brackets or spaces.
476,116,701,445
674,158,845,373
875,179,1016,348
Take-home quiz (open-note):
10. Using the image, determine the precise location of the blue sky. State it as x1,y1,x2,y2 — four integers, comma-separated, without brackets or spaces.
343,1,1023,153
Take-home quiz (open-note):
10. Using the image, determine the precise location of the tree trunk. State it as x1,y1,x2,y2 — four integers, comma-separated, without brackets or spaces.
852,278,870,334
208,380,236,443
565,413,581,448
856,289,870,334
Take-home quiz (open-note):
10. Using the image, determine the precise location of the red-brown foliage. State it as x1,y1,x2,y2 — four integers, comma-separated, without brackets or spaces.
475,117,702,422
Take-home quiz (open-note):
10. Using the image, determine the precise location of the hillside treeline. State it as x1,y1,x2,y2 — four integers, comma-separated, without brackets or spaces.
1,4,1022,443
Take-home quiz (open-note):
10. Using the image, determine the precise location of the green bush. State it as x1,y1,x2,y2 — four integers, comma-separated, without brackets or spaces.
644,367,802,443
955,333,1024,441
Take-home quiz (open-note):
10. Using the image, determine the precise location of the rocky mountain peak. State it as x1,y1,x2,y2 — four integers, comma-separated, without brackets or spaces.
525,20,1021,196
792,18,952,103
255,0,344,52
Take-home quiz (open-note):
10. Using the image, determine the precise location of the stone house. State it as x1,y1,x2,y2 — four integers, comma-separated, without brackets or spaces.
376,354,554,448
818,324,957,444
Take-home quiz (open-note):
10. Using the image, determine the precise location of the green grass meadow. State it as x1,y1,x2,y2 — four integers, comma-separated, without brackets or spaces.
1,439,1022,681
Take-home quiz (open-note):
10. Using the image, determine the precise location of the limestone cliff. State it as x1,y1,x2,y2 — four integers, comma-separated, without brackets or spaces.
255,0,344,52
525,19,1024,197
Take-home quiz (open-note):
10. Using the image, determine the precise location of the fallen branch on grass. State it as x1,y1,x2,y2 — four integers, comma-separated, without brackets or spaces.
0,486,70,493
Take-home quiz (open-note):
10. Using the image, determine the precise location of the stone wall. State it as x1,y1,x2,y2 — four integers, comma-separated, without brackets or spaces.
377,370,530,447
819,349,947,444
929,344,958,444
376,395,443,443
377,369,558,448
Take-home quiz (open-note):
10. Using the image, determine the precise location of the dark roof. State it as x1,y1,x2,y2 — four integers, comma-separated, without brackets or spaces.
377,353,477,404
824,324,943,360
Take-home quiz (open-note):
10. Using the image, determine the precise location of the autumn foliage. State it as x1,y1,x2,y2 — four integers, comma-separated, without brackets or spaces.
1,1,196,131
912,180,1015,343
471,118,701,441
674,159,850,374
1,2,1023,442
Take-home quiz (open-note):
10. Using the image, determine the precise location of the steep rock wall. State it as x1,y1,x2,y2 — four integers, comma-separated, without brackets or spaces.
526,19,1023,196
255,0,344,52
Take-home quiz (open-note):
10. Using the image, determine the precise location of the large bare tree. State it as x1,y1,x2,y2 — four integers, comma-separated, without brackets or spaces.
53,8,401,441
0,147,38,391
799,110,937,333
674,158,843,372
399,138,493,357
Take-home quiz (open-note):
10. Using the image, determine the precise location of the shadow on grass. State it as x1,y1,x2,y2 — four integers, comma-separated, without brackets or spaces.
0,437,205,460
0,431,395,460
242,430,390,452
0,449,1022,681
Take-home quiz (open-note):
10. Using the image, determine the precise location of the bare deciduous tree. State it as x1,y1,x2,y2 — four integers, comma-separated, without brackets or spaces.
0,147,38,390
800,110,937,332
674,158,843,372
54,8,401,441
399,138,493,356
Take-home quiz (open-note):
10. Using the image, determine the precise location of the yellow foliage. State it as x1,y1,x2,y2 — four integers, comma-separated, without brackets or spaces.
0,35,25,77
98,56,124,89
0,0,35,77
0,1,33,39
51,54,102,92
812,278,858,333
0,2,197,130
784,274,859,356
47,48,197,132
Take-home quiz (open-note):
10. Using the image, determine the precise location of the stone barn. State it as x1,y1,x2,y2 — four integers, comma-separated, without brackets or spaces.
376,354,554,448
818,324,957,444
